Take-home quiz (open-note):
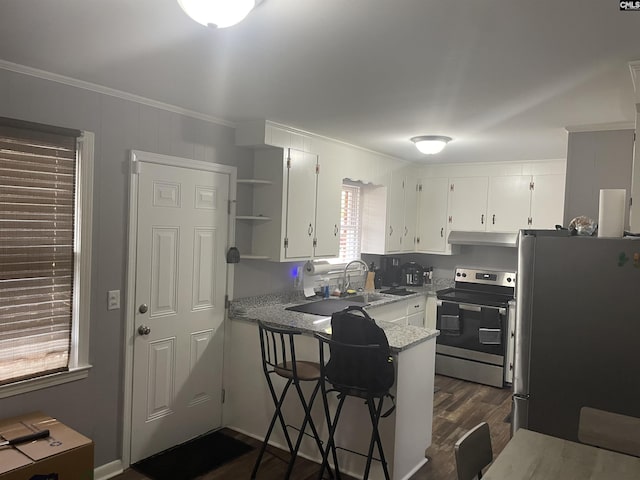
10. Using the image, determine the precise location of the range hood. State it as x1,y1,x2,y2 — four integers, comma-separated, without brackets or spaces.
447,231,519,248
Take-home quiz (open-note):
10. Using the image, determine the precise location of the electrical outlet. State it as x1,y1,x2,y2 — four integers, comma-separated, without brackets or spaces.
107,290,120,310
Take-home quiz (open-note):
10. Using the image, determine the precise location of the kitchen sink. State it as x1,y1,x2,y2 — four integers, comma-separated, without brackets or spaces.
285,292,387,316
347,293,386,303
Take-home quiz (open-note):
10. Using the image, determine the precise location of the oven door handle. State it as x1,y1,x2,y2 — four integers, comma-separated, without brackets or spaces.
437,300,506,315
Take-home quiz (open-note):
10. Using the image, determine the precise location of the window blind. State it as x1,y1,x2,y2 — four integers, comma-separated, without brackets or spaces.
339,184,362,262
0,119,80,385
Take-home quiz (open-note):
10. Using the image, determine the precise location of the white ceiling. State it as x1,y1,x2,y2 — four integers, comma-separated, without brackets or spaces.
1,0,640,164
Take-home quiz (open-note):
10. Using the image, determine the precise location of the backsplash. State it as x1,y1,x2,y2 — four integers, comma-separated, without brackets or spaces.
363,244,518,283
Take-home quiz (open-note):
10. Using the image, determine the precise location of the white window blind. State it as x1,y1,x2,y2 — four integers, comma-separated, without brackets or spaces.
0,119,81,385
339,184,362,262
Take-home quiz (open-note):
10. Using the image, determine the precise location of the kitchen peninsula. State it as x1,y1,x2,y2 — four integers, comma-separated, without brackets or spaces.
224,291,439,480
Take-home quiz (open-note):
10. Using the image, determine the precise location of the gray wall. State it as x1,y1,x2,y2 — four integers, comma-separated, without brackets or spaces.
564,129,634,228
0,68,296,467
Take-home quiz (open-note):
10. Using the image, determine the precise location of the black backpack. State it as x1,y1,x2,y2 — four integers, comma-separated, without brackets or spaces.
325,306,395,394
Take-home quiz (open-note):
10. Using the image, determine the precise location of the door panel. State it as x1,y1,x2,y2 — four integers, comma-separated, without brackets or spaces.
313,154,341,258
403,176,418,252
131,161,229,463
487,175,530,232
386,172,405,252
448,177,489,231
530,174,565,229
417,177,449,252
285,148,316,259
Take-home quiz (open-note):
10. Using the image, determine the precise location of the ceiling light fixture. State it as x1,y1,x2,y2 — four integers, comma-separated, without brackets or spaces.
177,0,258,29
410,135,452,155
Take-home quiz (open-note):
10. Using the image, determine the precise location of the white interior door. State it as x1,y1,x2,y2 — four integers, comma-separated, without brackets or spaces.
131,160,230,463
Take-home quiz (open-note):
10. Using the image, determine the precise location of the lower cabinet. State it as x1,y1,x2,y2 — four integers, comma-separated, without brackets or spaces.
406,296,427,327
425,295,437,330
365,296,426,328
366,301,407,326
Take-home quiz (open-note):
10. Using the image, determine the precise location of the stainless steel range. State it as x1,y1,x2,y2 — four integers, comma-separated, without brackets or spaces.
435,267,516,388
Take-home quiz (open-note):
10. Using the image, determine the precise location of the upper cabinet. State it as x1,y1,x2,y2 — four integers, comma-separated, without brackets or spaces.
412,160,566,253
249,147,340,261
312,151,342,258
447,176,489,232
235,119,312,152
236,120,567,258
361,167,417,255
529,174,566,229
486,173,566,231
416,177,450,253
486,175,532,232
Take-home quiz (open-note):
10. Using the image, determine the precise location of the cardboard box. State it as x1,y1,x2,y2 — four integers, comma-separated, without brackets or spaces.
0,412,93,480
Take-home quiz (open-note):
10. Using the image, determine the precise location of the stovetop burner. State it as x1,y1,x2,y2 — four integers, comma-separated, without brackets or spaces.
436,287,513,308
436,267,516,308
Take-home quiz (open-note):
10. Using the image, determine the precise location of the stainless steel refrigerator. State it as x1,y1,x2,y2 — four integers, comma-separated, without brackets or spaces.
513,229,640,442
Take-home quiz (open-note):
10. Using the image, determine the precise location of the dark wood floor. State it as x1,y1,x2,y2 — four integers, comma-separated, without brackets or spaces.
113,375,512,480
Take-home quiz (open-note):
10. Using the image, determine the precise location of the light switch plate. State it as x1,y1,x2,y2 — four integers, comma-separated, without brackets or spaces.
107,290,120,310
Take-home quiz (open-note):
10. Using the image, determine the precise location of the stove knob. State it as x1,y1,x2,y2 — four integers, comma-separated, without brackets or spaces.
507,277,512,283
462,273,467,277
456,272,461,277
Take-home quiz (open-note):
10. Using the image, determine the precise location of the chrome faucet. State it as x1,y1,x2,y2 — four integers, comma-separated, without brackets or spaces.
341,259,369,294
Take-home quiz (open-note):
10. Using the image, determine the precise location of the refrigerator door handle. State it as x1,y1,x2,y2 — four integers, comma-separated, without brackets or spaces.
512,394,530,435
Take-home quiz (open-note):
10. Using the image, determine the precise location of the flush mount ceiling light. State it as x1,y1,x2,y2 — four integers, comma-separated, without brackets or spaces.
410,135,452,155
177,0,259,29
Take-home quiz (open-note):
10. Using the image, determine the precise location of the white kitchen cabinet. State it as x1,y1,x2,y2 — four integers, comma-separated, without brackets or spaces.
402,176,418,252
285,149,321,259
365,300,407,326
530,174,565,229
385,172,405,252
416,177,450,253
248,147,340,261
447,176,489,232
486,175,531,232
425,295,437,330
406,296,426,327
313,151,342,258
235,119,311,152
366,296,426,328
361,167,418,255
486,173,566,232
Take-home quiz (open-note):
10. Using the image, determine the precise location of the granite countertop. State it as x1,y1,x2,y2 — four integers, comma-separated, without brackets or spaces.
229,283,449,352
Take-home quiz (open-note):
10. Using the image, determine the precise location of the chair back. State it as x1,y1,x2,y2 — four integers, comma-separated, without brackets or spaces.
315,332,389,396
454,422,493,480
257,321,300,378
578,407,640,457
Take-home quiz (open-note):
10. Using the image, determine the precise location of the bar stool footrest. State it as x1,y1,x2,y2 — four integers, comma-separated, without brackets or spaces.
335,445,384,463
285,424,326,445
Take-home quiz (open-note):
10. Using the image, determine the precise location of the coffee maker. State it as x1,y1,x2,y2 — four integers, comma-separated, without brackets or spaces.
380,256,401,286
400,262,425,286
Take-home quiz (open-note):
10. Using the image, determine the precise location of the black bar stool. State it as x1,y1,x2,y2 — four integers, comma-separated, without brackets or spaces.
315,332,395,480
252,321,330,479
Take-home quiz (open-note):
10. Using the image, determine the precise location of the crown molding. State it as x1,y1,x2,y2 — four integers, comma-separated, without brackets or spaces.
0,59,235,128
565,121,635,133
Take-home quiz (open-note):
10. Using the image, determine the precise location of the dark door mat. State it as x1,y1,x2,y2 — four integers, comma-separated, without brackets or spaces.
132,430,254,480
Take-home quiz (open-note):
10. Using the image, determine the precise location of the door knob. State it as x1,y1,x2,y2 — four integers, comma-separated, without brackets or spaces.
138,325,151,336
138,303,148,314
